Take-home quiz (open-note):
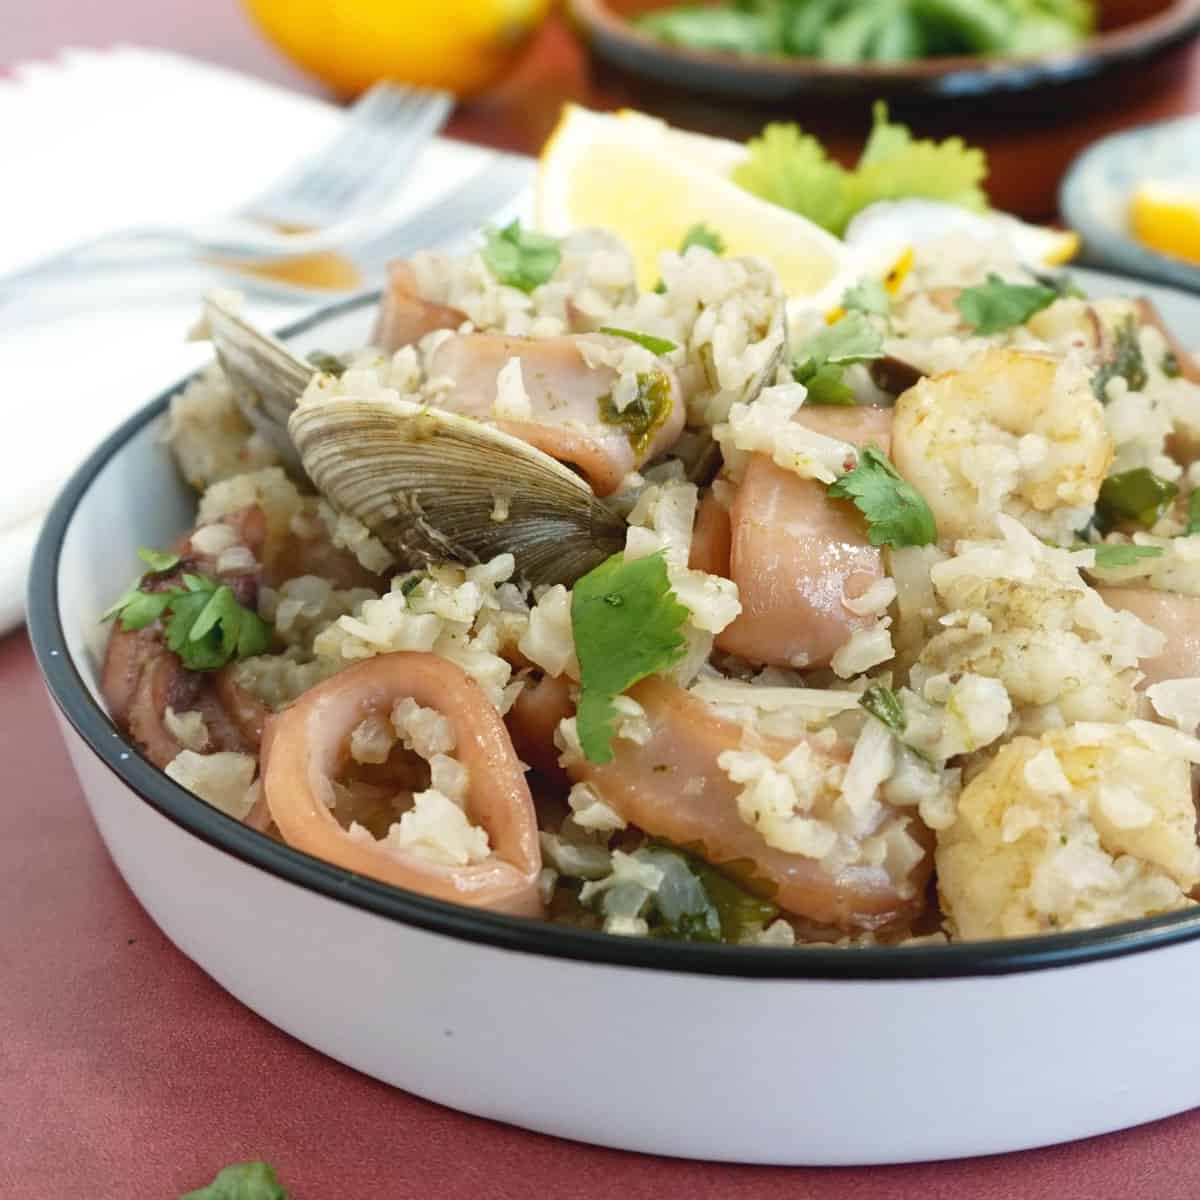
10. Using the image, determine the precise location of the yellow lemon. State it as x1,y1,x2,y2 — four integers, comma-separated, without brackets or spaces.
537,105,849,295
244,0,553,98
1130,180,1200,265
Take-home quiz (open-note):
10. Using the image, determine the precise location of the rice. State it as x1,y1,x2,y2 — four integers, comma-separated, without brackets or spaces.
165,750,257,821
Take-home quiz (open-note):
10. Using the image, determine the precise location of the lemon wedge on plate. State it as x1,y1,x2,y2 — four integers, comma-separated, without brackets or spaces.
1130,180,1200,264
537,105,848,295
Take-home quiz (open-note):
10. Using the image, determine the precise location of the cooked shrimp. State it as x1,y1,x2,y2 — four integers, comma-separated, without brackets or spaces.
425,332,685,496
891,348,1112,543
566,677,931,933
937,725,1200,939
262,652,543,917
715,406,892,670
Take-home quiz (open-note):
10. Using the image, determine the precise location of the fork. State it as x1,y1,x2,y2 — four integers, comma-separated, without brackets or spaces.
0,81,453,295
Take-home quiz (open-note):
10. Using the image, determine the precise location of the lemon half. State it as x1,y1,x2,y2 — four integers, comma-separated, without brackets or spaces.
1130,180,1200,265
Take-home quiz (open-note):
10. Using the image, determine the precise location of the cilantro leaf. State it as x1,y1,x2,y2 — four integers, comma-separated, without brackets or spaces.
956,273,1058,335
791,312,883,406
1095,468,1178,531
840,277,891,318
180,1160,289,1199
679,222,726,255
482,220,560,293
597,327,679,355
571,552,689,764
734,106,987,237
1032,270,1086,300
138,547,180,572
1188,490,1200,536
827,444,937,547
860,686,907,734
1080,543,1165,568
102,555,271,672
1092,316,1147,400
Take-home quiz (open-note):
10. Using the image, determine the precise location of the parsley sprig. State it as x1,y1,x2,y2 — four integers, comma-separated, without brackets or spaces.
570,552,688,764
482,220,561,293
840,277,891,318
827,444,937,547
956,273,1058,335
103,547,271,672
791,312,884,406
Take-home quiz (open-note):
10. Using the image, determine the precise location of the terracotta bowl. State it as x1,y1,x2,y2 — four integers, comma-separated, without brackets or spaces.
568,0,1200,100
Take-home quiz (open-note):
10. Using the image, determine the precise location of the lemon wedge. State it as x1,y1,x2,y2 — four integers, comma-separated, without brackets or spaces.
537,105,848,295
1130,180,1200,265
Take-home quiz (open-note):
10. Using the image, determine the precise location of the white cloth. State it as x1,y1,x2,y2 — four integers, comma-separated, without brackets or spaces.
0,45,524,634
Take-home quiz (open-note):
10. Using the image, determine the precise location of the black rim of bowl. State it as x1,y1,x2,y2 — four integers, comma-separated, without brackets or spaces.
569,0,1200,99
28,292,1200,981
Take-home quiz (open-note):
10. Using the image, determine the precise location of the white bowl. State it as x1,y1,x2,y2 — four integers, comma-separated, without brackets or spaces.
29,281,1200,1166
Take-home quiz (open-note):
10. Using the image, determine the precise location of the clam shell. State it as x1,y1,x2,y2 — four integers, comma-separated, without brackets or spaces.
202,293,314,476
289,396,627,587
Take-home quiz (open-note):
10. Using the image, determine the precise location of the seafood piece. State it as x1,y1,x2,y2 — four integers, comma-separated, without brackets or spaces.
1097,587,1200,685
506,670,574,781
566,677,931,933
373,261,467,352
425,331,685,496
937,725,1200,939
715,407,893,670
289,395,626,587
262,652,543,917
891,348,1112,543
202,292,313,478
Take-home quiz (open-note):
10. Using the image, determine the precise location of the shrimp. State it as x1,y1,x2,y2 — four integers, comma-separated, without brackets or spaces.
566,677,932,934
891,348,1112,543
262,652,543,917
714,406,893,670
937,725,1200,939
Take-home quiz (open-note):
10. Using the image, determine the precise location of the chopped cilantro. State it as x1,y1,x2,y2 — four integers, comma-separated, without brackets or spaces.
597,327,679,355
860,686,906,734
1080,543,1165,568
103,553,271,672
956,273,1057,335
580,842,777,943
679,223,726,255
138,547,180,572
1163,349,1182,379
305,350,346,377
1032,270,1086,300
571,552,688,764
827,444,937,547
180,1160,289,1199
840,277,891,318
1189,490,1200,536
1095,467,1178,531
733,104,987,237
1092,316,1147,400
597,370,674,454
482,220,561,293
791,311,883,406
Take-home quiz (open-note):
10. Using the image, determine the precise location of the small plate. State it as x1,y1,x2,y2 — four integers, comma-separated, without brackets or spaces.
1061,114,1200,293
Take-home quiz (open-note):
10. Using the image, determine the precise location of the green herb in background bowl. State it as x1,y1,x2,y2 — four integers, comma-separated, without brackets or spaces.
636,0,1095,63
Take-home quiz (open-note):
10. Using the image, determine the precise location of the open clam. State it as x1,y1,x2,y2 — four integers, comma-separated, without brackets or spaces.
203,292,627,587
289,396,627,586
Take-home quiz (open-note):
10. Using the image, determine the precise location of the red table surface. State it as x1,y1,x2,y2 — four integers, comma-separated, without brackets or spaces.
9,1,1200,1194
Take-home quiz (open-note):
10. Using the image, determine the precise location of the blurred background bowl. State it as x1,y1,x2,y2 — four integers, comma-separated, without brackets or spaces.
244,0,557,98
567,0,1200,100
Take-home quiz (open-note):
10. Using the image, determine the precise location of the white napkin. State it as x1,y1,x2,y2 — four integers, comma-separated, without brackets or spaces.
0,46,526,635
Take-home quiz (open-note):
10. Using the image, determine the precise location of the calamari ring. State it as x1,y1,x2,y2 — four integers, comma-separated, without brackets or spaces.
263,652,543,917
